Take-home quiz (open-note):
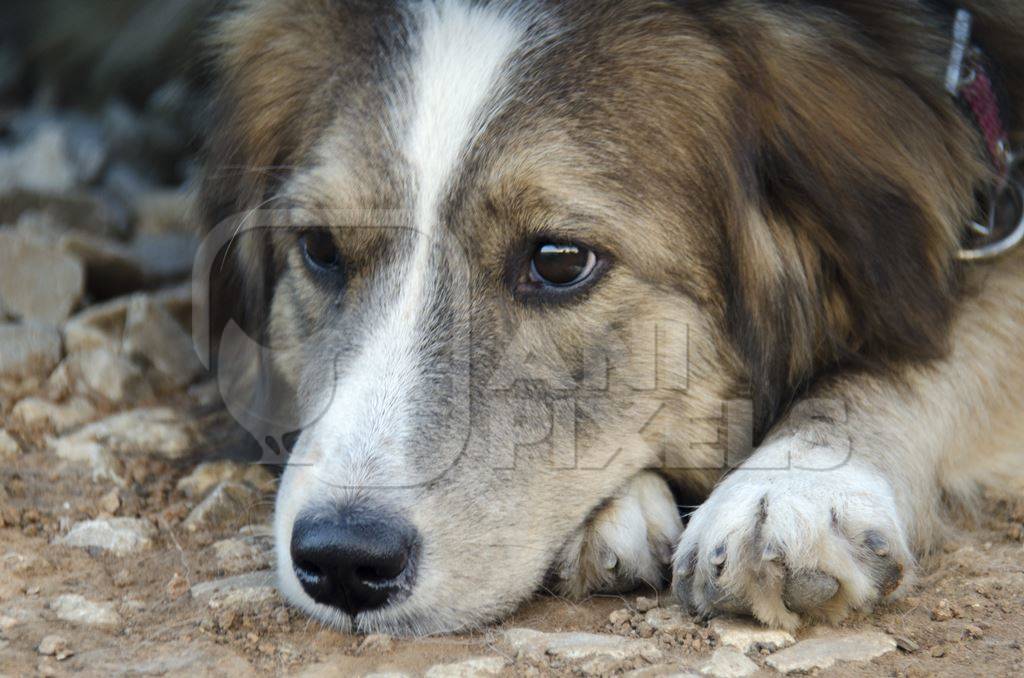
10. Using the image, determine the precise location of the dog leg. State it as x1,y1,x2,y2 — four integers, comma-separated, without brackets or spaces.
553,471,683,598
671,261,1024,629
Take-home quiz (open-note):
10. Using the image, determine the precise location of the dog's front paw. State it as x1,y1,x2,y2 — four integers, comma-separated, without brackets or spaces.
553,472,683,598
671,457,912,630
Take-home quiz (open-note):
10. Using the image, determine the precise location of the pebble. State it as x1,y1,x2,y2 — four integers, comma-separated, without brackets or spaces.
183,481,260,531
636,596,659,612
609,608,632,626
931,599,957,622
964,624,984,640
0,323,63,379
765,632,897,674
58,517,155,556
643,605,697,634
191,572,277,612
0,428,21,459
504,628,662,664
97,488,122,515
62,296,131,353
625,667,701,678
209,538,272,574
122,293,202,387
166,572,190,601
356,633,394,654
0,230,84,323
50,594,122,629
37,634,73,660
11,396,97,433
710,616,796,653
56,347,152,402
0,124,80,194
424,656,509,678
700,647,758,678
49,407,193,461
177,461,276,498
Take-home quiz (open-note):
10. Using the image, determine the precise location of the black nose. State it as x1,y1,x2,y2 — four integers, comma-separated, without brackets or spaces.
290,507,419,615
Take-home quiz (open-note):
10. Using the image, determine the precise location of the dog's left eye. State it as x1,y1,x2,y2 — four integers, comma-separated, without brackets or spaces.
529,243,598,287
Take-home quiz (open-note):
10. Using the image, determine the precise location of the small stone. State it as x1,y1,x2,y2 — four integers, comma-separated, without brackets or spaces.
37,634,73,660
963,624,984,640
177,461,276,498
504,628,661,663
11,396,96,433
0,614,19,632
50,594,122,628
644,605,696,634
58,517,155,556
58,347,152,403
931,599,957,622
167,572,190,600
0,230,84,323
209,538,270,574
191,571,277,612
62,296,131,353
700,647,758,678
0,323,63,379
930,645,947,658
97,488,121,515
765,632,897,674
122,293,202,387
217,609,238,631
710,617,796,653
183,481,259,532
894,635,919,653
50,408,193,462
357,633,394,654
625,667,700,678
636,596,659,612
0,428,21,459
609,608,632,626
424,656,508,678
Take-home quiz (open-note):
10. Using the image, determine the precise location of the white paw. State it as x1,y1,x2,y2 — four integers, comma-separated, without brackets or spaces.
671,452,912,630
553,472,683,598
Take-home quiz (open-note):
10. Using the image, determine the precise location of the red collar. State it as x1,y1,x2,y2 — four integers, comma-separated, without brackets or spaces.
948,9,1024,261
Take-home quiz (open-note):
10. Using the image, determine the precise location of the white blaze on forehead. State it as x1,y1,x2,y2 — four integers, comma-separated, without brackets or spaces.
294,0,525,487
406,0,526,241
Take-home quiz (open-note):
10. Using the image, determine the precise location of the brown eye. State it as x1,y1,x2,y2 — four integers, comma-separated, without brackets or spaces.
300,230,341,272
530,243,597,287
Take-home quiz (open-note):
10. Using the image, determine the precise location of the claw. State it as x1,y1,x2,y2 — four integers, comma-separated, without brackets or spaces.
783,569,840,613
863,530,890,558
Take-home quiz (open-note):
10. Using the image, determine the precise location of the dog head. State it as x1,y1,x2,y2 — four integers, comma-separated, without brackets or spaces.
199,0,985,634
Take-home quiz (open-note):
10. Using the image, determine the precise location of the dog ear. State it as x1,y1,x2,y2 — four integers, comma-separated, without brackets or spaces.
720,12,991,433
197,0,345,352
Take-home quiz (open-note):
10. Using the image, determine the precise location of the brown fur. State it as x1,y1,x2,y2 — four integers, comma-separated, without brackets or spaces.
197,0,1024,633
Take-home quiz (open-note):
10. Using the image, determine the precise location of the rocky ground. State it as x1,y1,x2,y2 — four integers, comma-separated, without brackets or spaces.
2,84,1024,678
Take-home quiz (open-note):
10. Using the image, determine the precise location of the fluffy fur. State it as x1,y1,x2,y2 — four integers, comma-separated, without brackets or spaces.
198,0,1024,634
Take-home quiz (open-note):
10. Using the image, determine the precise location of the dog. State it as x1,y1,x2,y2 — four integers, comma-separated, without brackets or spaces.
197,0,1024,635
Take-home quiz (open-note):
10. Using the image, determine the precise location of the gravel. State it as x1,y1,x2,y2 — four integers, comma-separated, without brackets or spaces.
57,517,156,556
0,323,63,379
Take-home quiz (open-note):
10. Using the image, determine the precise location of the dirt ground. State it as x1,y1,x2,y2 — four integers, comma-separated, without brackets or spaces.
0,420,1023,677
1,49,1023,678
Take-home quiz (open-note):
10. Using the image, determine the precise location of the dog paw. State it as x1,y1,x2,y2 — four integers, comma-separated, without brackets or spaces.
553,472,683,598
671,459,912,630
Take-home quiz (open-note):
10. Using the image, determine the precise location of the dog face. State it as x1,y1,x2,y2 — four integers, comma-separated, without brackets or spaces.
202,0,984,633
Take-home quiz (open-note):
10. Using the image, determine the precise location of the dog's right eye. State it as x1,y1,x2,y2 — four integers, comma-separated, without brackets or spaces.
299,230,342,273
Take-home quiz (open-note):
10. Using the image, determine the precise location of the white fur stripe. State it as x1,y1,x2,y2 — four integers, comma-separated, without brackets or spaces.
406,0,525,243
